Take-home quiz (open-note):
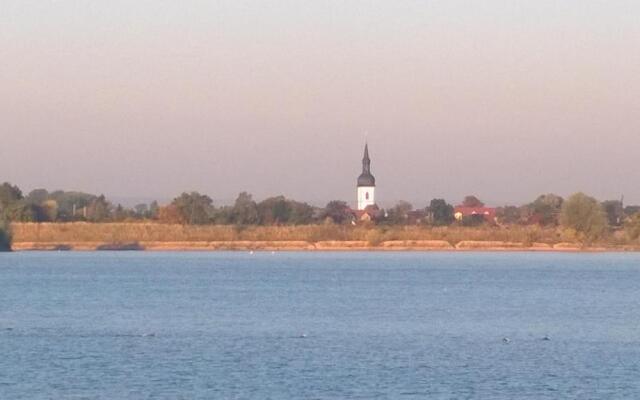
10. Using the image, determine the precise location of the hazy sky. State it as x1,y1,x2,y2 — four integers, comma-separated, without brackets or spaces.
2,1,639,207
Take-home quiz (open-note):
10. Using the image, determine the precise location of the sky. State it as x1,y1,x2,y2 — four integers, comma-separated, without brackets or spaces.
1,0,639,207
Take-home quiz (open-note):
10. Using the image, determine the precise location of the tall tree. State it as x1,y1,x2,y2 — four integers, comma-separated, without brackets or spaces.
5,201,41,222
624,205,640,217
113,204,131,221
256,196,315,225
560,193,607,242
385,201,413,225
496,205,522,225
26,189,49,205
428,199,454,226
171,192,214,225
0,215,11,251
134,203,149,218
87,195,111,222
322,201,352,224
157,204,184,224
49,191,97,221
23,189,54,222
149,201,160,219
462,195,484,208
257,196,290,225
288,201,314,225
529,193,564,225
0,182,23,213
231,192,259,225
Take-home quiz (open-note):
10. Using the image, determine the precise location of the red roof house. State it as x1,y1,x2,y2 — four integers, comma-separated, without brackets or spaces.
454,206,496,223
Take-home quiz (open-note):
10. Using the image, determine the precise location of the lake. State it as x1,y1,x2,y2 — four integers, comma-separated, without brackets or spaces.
1,251,640,399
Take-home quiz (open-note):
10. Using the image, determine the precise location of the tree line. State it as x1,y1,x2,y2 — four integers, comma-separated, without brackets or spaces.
1,181,640,245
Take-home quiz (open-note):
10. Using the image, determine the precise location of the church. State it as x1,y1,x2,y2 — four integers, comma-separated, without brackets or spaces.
354,143,381,221
357,143,376,210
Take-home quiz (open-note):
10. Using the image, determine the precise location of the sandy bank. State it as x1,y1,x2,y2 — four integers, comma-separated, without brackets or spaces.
10,240,639,252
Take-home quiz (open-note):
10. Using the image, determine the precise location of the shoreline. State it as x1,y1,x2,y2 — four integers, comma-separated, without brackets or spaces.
9,240,640,252
9,223,639,253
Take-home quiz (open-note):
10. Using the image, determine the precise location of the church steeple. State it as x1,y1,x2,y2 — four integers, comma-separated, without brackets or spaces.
356,143,376,210
362,143,371,174
357,143,375,187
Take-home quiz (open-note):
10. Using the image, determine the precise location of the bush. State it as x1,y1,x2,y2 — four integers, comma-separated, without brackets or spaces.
365,229,386,246
461,215,485,227
560,228,580,243
626,214,640,241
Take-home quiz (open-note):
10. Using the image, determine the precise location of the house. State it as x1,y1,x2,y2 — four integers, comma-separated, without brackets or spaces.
353,204,382,222
454,206,496,223
407,209,427,225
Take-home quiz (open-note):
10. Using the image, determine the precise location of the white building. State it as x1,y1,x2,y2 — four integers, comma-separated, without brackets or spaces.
357,143,376,210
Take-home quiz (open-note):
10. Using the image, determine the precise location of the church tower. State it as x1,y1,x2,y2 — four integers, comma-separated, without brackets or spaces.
357,143,376,210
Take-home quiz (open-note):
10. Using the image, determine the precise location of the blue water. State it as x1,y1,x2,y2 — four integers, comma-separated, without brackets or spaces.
1,252,640,399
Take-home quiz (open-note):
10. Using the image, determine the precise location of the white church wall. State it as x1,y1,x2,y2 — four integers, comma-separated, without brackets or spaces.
357,186,375,210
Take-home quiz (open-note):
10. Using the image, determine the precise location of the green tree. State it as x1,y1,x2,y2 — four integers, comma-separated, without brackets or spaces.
0,182,23,216
560,193,607,242
231,192,259,225
288,201,314,225
257,196,313,225
625,205,640,217
212,206,233,224
462,195,484,208
529,194,564,225
256,196,315,225
428,199,454,226
385,201,413,225
322,201,352,224
134,203,149,218
23,189,56,222
258,196,290,225
112,204,133,221
41,200,59,221
149,201,160,219
171,192,215,225
26,189,50,204
49,191,97,221
0,215,11,251
5,201,42,222
496,205,521,225
86,195,111,222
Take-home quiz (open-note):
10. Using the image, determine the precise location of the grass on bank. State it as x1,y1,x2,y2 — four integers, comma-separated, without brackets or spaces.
12,221,639,247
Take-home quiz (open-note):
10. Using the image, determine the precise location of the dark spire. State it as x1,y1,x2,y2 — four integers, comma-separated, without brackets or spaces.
357,143,375,187
362,143,371,174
